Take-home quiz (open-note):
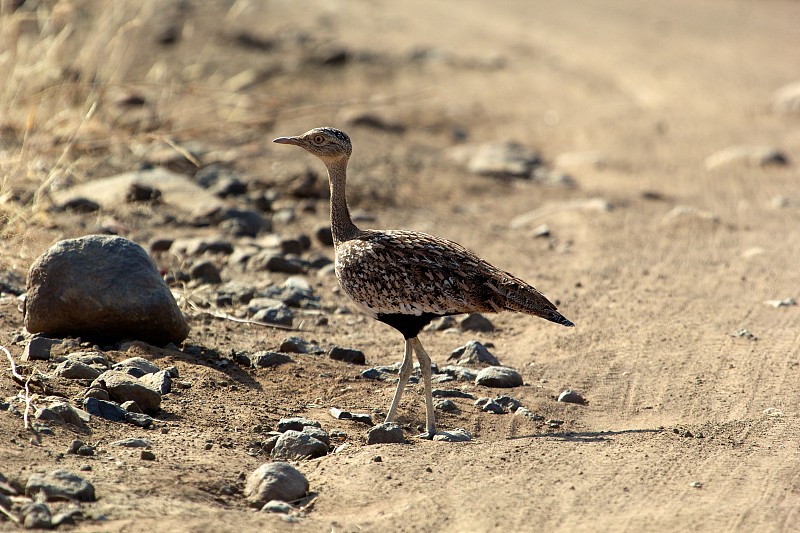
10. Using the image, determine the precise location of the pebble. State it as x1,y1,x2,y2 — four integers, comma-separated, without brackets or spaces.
704,145,788,170
277,417,321,432
329,408,373,425
510,198,612,229
52,359,100,381
92,370,161,412
125,411,154,428
475,397,506,414
764,297,796,308
328,346,366,364
112,438,152,448
22,335,59,361
314,225,334,246
251,304,294,327
189,261,222,284
459,313,495,332
514,407,545,421
25,470,96,502
263,279,319,308
271,430,328,460
244,462,308,508
84,386,111,401
432,428,472,442
475,366,524,388
24,235,189,344
22,502,52,529
424,316,457,331
279,336,323,354
251,351,292,368
121,400,142,413
140,450,156,461
113,357,160,378
51,507,84,527
461,141,541,179
139,370,173,395
494,395,523,412
662,205,720,224
249,252,305,274
125,182,162,202
773,80,800,113
83,397,128,422
216,208,269,237
435,399,457,412
440,366,478,382
301,426,331,447
366,422,406,445
448,340,500,366
557,389,587,405
46,401,91,429
431,389,476,399
261,500,294,514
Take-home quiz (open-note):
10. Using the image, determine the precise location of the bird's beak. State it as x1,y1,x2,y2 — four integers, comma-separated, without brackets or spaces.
273,136,301,145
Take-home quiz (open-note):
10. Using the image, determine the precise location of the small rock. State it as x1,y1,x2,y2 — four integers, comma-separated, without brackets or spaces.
83,386,110,401
773,80,800,113
459,313,495,332
82,397,127,422
190,261,222,284
50,506,84,527
261,500,294,514
515,407,545,421
662,205,720,224
279,336,323,354
314,225,334,246
475,366,524,388
432,428,472,442
705,146,788,170
271,430,328,459
328,346,366,364
366,422,406,445
463,141,541,179
532,224,551,238
764,297,796,308
22,335,59,361
440,366,478,382
113,357,160,378
301,426,330,447
52,359,102,380
139,370,172,395
244,462,308,508
448,340,500,366
435,399,457,412
125,182,162,202
475,397,505,414
112,438,152,448
26,470,96,502
494,395,523,411
24,235,190,344
121,400,143,413
557,389,587,405
251,351,292,368
252,304,294,327
424,316,457,332
92,370,161,412
128,411,153,427
22,502,52,529
47,401,91,429
732,329,757,340
140,450,156,461
277,417,321,432
431,389,476,399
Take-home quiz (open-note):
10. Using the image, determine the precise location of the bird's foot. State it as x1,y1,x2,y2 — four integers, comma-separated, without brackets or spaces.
416,430,437,440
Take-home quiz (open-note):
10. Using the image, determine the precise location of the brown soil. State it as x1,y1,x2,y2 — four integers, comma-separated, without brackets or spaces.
2,0,799,531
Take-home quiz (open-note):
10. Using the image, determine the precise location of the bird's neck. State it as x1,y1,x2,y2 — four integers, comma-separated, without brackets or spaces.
326,157,359,244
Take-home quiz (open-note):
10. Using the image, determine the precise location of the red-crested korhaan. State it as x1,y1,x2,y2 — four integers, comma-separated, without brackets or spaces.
273,127,574,438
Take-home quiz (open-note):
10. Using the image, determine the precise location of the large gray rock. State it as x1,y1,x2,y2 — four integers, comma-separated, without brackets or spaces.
25,235,189,344
92,370,161,412
475,366,524,388
244,462,308,508
25,470,96,502
270,430,328,460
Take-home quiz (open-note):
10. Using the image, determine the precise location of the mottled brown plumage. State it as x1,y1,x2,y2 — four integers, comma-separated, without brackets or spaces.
274,127,573,438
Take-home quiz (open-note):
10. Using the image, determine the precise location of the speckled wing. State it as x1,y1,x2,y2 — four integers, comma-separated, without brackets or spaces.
334,229,568,324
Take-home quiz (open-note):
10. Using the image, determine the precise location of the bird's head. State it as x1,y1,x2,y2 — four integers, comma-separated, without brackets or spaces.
273,127,352,163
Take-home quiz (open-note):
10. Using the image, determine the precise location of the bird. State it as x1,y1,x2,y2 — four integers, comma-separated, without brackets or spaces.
273,127,574,438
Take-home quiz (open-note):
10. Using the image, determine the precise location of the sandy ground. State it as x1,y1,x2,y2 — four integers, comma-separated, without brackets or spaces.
2,0,800,531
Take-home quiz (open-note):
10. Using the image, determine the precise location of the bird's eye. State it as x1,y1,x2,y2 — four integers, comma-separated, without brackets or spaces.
313,135,325,144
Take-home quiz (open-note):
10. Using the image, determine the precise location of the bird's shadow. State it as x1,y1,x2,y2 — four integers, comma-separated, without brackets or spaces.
508,427,664,443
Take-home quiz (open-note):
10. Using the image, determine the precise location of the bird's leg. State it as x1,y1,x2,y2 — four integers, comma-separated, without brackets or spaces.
385,339,413,424
411,337,437,439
